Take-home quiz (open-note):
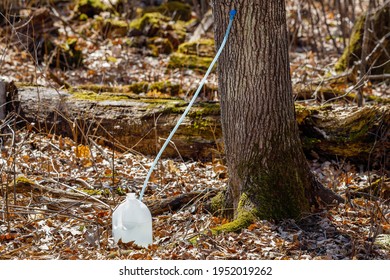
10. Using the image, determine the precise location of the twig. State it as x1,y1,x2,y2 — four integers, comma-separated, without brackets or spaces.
0,244,32,258
367,74,390,80
45,179,112,210
11,177,112,210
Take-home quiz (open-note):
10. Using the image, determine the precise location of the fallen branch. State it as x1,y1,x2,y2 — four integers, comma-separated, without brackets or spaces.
7,177,111,209
145,189,218,215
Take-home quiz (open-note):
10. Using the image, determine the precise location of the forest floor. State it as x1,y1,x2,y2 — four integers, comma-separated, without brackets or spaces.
0,128,388,259
0,1,389,259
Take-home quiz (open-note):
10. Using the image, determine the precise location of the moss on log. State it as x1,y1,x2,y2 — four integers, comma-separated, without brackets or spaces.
168,39,215,72
298,104,389,167
143,1,192,21
75,0,110,18
8,85,390,165
128,12,187,52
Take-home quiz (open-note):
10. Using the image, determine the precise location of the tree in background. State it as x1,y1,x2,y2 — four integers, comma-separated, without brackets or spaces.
211,0,342,231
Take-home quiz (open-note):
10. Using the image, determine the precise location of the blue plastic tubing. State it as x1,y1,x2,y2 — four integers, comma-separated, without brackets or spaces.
139,10,237,201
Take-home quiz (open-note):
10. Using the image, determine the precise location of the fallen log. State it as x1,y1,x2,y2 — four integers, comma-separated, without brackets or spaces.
5,84,390,166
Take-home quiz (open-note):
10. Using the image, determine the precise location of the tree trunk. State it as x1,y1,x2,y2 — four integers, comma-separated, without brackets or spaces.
213,1,332,222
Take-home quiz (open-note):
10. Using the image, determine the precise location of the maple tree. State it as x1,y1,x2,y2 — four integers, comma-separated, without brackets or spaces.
211,0,342,227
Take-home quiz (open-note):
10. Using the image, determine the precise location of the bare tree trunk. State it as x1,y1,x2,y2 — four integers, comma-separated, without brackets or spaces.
213,1,340,222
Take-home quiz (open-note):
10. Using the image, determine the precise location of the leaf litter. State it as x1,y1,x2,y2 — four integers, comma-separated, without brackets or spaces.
0,127,388,260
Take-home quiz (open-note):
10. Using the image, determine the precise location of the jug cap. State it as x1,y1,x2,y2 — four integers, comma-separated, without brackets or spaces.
127,193,137,199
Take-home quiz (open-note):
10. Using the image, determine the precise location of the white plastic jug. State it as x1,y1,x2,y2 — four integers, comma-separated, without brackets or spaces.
112,193,152,247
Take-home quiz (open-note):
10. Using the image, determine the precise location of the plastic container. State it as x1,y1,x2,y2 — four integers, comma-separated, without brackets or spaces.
112,193,152,247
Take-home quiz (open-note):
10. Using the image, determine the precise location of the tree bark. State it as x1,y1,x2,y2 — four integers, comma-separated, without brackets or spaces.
213,0,335,221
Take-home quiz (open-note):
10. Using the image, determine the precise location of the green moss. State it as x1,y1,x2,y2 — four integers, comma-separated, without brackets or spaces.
71,90,130,101
149,81,181,96
15,176,36,185
144,98,187,114
178,39,215,57
330,107,377,143
168,52,213,72
211,211,255,234
78,189,103,195
74,81,181,96
129,12,170,37
143,1,192,21
129,12,187,50
107,56,117,63
102,19,129,38
130,81,182,95
51,37,83,69
76,0,109,18
364,94,390,104
172,20,190,42
294,104,333,124
79,13,88,21
320,142,371,157
188,103,220,117
75,84,125,93
148,37,174,55
210,192,225,214
235,148,310,220
128,82,149,94
211,193,256,234
294,104,312,125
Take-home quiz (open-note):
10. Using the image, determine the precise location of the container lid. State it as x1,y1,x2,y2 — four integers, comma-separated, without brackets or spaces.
126,193,137,199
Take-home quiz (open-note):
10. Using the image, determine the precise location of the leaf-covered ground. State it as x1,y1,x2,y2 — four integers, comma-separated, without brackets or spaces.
0,128,388,260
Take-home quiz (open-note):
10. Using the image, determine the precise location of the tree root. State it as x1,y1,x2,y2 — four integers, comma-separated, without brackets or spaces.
211,210,255,234
312,177,345,205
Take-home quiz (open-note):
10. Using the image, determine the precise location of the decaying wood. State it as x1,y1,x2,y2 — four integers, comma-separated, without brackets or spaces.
6,177,111,209
6,85,390,165
145,189,218,215
5,174,219,216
